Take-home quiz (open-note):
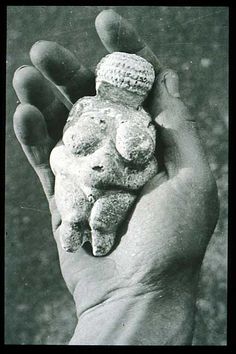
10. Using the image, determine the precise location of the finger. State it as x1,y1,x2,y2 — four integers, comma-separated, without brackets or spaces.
30,40,95,104
150,69,210,177
95,9,162,73
13,103,55,201
13,65,69,141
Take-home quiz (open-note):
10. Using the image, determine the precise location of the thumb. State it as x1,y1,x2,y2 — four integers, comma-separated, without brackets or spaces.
149,69,210,178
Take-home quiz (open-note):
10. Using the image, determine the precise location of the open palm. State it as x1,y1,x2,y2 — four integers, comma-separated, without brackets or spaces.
13,10,219,345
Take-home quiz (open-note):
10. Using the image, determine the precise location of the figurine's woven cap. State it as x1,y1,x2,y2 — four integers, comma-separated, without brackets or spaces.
96,52,155,96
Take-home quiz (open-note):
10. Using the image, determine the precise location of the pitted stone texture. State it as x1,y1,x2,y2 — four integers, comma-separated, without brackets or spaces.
96,52,155,96
50,53,158,256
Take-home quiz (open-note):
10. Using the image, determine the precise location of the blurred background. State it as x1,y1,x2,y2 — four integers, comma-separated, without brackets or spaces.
6,6,228,345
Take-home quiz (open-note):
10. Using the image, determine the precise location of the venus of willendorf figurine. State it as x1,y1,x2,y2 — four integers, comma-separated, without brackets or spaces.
50,52,158,256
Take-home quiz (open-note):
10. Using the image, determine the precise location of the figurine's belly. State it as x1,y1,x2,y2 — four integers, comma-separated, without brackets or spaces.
50,141,123,196
50,139,157,202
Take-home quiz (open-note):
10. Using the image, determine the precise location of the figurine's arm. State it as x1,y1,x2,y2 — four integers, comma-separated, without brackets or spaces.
115,121,156,165
62,99,84,134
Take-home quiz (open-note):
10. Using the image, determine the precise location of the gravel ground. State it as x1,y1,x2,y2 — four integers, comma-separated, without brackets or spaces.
5,6,228,345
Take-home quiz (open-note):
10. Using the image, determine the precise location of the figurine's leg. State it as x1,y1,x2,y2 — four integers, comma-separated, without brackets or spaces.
89,192,136,256
55,175,91,252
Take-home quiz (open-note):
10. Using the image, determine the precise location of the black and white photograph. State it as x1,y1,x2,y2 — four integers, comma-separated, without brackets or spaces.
5,6,228,345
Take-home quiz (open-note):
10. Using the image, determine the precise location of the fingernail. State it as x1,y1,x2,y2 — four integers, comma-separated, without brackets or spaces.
30,40,46,50
164,71,180,98
15,65,29,72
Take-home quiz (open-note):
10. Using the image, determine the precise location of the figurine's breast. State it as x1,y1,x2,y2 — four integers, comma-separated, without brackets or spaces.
62,97,125,156
63,113,108,156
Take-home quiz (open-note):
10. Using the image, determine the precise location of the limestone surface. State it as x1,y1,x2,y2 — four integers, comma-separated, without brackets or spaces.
50,52,158,256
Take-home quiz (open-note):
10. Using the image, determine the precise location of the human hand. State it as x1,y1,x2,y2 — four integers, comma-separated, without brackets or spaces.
13,9,219,345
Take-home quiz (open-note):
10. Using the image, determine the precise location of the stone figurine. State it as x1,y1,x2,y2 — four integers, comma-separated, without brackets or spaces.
50,52,158,256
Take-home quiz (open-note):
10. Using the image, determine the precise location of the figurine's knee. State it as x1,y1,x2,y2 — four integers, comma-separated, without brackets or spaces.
89,197,118,232
89,192,136,256
55,177,91,222
59,221,83,252
62,210,82,225
89,206,109,232
89,192,136,232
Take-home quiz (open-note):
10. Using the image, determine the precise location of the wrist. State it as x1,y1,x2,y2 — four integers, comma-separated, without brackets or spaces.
70,275,198,345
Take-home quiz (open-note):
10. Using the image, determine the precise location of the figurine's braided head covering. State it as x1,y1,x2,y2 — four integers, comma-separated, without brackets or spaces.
96,52,155,97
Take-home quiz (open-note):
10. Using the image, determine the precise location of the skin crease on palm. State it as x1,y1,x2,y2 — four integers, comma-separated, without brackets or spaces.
12,9,219,345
